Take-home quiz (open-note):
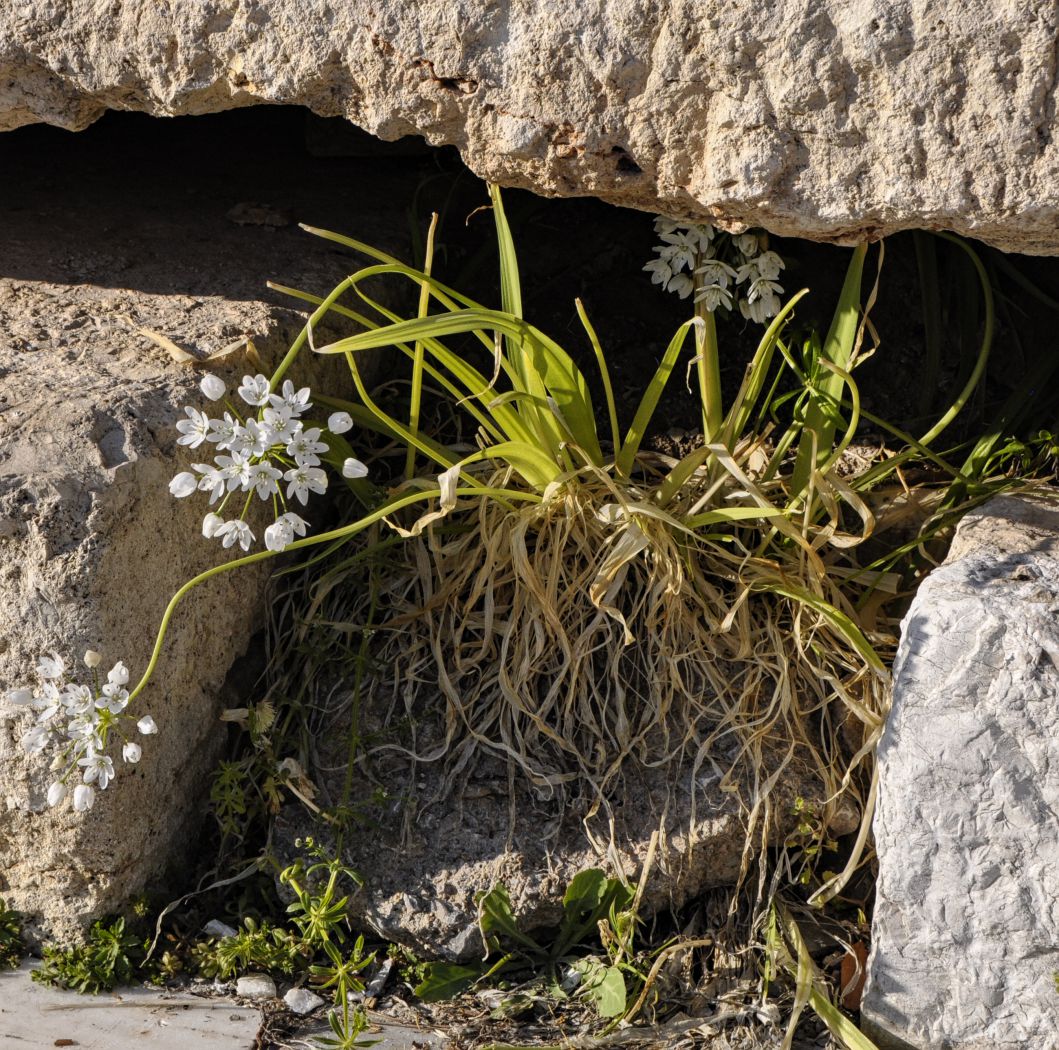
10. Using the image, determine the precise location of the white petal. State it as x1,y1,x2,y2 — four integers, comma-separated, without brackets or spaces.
327,411,353,435
200,373,226,401
138,715,158,735
342,458,368,479
5,688,34,707
169,472,197,498
47,781,67,807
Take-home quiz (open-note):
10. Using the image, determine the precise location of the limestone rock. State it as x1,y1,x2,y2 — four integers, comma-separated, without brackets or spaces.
236,973,277,999
276,753,858,962
863,495,1059,1049
283,986,325,1015
0,137,399,945
2,3,1058,253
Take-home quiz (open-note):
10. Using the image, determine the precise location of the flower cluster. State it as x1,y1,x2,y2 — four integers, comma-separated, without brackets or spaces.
169,373,368,552
5,651,157,812
644,217,786,323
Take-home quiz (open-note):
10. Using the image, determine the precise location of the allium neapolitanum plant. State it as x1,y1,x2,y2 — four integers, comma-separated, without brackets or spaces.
7,188,995,915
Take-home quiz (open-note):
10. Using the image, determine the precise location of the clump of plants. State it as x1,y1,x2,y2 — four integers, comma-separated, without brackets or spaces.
0,899,25,970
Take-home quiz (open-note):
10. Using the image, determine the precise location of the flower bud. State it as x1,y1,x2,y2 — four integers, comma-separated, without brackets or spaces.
168,472,197,498
122,741,142,764
47,782,67,807
137,715,158,735
342,457,368,479
200,373,226,401
83,650,102,669
327,411,353,435
72,784,95,812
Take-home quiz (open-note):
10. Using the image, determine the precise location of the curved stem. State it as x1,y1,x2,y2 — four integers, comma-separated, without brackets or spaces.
128,484,537,703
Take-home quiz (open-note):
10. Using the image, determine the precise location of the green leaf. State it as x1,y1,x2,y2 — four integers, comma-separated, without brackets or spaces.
477,884,541,953
578,960,627,1018
414,962,480,1002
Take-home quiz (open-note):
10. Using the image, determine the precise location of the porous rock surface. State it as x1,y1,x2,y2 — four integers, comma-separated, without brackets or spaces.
0,126,398,943
2,2,1059,253
863,495,1059,1049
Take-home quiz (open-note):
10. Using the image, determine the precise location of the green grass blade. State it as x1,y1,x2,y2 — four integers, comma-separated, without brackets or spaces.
616,319,698,476
791,244,868,497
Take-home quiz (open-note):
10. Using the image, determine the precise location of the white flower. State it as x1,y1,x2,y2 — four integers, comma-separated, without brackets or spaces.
200,374,226,401
695,259,737,289
21,724,49,753
746,277,784,305
122,741,142,764
194,463,226,504
342,458,369,479
237,374,271,407
264,510,310,551
217,520,255,551
62,684,94,716
169,472,198,498
206,412,239,450
79,751,115,790
287,427,328,467
695,284,734,312
34,682,62,722
216,453,252,492
96,682,129,714
269,380,311,417
734,232,759,256
37,652,65,680
643,257,674,287
248,462,283,501
277,512,309,537
740,296,774,324
107,662,129,687
262,406,299,446
327,411,353,435
47,781,67,807
137,715,158,735
202,512,225,539
284,465,328,505
667,273,694,299
72,784,95,812
83,650,102,669
230,418,271,458
265,519,294,552
5,688,34,707
175,406,211,448
755,250,785,281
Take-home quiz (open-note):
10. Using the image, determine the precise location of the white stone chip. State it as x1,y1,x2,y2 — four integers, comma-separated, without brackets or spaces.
236,973,277,999
284,986,325,1015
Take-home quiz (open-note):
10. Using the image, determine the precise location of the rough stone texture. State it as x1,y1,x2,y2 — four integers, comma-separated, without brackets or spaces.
863,495,1059,1049
0,119,403,944
2,3,1059,254
277,746,859,962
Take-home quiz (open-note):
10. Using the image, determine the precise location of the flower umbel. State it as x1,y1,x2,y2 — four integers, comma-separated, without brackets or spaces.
644,216,785,322
4,650,157,812
168,376,370,552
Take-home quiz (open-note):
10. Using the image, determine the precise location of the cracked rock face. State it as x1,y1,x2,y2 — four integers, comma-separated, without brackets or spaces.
2,2,1058,253
863,496,1059,1049
0,124,396,943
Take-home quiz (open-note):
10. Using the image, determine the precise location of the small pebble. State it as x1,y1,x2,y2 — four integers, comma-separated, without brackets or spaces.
236,974,277,999
204,919,238,939
284,987,325,1015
